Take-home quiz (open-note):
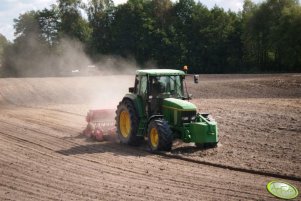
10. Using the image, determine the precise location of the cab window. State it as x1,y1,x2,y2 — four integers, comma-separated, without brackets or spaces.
139,76,147,98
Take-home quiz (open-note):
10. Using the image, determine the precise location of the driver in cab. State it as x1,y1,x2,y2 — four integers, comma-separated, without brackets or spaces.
152,77,165,98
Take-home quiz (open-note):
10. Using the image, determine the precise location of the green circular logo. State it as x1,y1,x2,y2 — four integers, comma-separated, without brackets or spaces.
267,181,299,200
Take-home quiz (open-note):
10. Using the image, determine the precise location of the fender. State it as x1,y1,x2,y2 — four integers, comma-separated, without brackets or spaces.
137,115,163,136
147,115,164,124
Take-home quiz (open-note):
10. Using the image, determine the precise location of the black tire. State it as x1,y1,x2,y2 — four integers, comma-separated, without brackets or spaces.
195,142,218,149
115,99,142,146
147,119,173,152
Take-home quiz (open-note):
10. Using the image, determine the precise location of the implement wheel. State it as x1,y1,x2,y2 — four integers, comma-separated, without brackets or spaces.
147,119,173,152
115,100,142,146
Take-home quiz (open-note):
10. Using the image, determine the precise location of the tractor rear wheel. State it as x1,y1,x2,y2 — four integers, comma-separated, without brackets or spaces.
147,119,173,152
115,100,142,146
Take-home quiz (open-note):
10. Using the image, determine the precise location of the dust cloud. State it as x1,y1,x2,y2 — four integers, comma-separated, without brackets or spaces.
0,37,148,111
2,36,140,77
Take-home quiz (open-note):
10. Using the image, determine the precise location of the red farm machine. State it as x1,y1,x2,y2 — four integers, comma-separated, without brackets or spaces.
83,109,116,141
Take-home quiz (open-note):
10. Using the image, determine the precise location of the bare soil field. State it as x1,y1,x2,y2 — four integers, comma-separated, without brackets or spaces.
0,74,300,200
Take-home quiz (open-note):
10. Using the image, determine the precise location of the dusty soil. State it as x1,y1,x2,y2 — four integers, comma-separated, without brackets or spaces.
0,74,300,200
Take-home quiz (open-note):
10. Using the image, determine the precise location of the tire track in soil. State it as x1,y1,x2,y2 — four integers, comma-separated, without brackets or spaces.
0,134,258,200
156,152,301,181
0,135,169,201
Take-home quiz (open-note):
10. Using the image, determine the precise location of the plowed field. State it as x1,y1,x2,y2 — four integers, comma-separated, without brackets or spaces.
0,74,300,200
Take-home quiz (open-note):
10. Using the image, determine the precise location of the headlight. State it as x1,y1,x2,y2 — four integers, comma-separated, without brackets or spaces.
191,116,196,121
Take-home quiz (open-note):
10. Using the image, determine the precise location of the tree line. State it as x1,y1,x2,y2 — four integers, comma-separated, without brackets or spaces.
0,0,300,77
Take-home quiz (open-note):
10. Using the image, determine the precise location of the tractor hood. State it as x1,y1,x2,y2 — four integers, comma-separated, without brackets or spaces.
163,98,197,111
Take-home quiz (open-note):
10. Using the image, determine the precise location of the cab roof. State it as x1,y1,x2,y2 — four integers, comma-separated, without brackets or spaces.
136,69,185,76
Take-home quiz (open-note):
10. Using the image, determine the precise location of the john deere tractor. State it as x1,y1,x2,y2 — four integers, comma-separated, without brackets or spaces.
115,69,218,151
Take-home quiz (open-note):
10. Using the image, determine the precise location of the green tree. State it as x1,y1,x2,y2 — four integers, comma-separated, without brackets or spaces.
277,5,301,71
241,0,258,71
13,11,41,41
3,11,59,77
2,11,40,76
110,0,154,64
2,0,301,77
0,34,9,65
169,0,196,68
242,0,300,72
204,7,242,73
151,0,173,27
58,0,91,42
37,5,60,47
86,0,114,54
146,0,176,68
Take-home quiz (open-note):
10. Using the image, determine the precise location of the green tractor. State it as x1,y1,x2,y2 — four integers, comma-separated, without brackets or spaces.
115,69,218,151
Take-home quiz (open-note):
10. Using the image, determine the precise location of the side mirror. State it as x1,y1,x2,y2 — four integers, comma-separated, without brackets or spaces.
194,75,199,84
129,87,134,93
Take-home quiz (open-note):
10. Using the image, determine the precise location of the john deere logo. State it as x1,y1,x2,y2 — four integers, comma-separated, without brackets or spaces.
267,181,299,200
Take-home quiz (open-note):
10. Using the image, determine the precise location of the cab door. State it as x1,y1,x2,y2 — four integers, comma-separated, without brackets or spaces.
137,75,149,116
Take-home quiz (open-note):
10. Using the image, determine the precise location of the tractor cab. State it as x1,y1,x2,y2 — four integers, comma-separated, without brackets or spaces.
130,69,188,115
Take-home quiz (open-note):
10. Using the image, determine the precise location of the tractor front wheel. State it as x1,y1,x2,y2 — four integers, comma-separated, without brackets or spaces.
147,119,173,152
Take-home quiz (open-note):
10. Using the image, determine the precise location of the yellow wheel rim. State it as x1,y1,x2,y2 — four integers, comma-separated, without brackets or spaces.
119,110,131,138
150,127,159,148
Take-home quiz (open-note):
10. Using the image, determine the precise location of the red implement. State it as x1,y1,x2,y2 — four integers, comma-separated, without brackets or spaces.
83,109,116,141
